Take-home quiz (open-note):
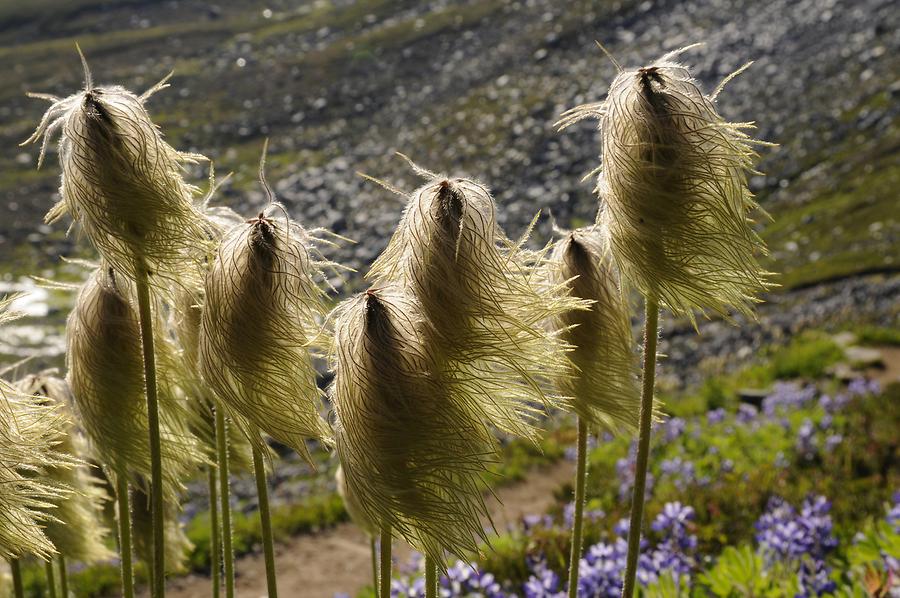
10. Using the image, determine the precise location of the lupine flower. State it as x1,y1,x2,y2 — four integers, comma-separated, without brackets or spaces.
548,226,639,433
762,383,817,416
368,161,581,440
659,457,696,491
736,403,758,424
524,560,566,598
847,378,880,397
660,417,687,443
441,561,506,598
559,46,771,319
617,447,655,501
331,286,495,562
564,501,605,528
797,558,837,597
706,408,727,425
23,49,212,292
887,492,900,533
756,496,837,561
172,286,253,470
199,204,335,462
66,266,203,496
15,373,112,563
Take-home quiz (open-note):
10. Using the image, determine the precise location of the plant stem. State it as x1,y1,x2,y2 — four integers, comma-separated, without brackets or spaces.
44,559,57,598
370,536,379,598
425,555,437,598
10,558,23,598
58,556,68,598
621,297,659,598
252,442,278,598
116,475,135,598
567,417,588,598
215,407,235,598
134,264,165,598
208,466,220,598
379,526,392,598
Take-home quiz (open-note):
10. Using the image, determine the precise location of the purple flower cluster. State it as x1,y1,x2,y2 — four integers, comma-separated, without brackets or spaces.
847,378,880,397
523,559,566,598
756,496,838,596
563,502,604,528
390,560,505,598
706,408,727,425
762,382,817,416
889,492,900,533
736,403,758,424
616,443,654,501
659,457,697,491
660,417,687,443
756,496,837,560
390,503,698,598
571,504,698,597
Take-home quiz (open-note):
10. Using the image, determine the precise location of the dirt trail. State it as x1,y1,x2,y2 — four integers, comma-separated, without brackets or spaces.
164,459,574,598
869,346,900,386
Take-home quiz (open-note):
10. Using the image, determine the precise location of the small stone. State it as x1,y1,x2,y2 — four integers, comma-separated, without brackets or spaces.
844,346,884,368
831,331,857,348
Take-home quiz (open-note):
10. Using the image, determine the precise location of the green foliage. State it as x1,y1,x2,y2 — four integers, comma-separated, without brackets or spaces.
186,493,348,573
474,381,898,590
769,332,844,380
488,430,568,484
853,325,900,347
18,559,148,598
642,572,691,598
699,545,768,596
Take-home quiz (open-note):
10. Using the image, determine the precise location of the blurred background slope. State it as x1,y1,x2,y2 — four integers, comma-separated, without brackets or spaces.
0,0,897,367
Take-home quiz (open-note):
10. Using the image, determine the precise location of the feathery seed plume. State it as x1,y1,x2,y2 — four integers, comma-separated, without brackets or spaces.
66,266,204,496
558,46,771,318
368,162,583,439
15,373,113,564
331,287,495,563
0,297,73,559
172,287,254,471
199,205,335,463
23,49,212,292
549,227,641,433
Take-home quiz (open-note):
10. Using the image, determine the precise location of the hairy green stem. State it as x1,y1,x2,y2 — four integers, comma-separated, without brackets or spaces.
425,555,437,598
370,536,379,598
215,407,235,598
10,558,23,598
253,443,278,598
379,526,392,598
621,297,659,598
44,559,57,598
567,417,589,597
134,265,165,598
116,475,135,598
58,556,68,598
208,466,220,598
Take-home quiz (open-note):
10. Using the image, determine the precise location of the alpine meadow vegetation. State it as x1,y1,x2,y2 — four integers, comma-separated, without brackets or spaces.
1,32,896,598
